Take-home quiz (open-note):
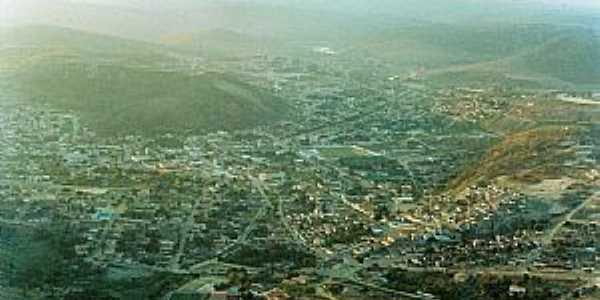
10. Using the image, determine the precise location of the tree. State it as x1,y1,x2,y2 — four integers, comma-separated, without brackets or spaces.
8,219,97,297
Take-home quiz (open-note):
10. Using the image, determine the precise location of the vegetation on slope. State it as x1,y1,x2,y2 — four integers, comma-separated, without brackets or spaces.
448,126,579,195
17,63,288,136
509,30,600,86
353,23,599,88
1,26,289,136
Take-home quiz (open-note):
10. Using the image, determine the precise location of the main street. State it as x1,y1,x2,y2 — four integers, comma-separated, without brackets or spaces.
542,190,600,246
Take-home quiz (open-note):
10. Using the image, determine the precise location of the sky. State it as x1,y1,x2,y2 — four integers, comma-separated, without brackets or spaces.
1,0,598,40
60,0,600,10
3,1,599,20
537,0,600,8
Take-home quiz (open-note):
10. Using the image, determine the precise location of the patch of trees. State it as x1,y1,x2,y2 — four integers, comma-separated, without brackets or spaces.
223,242,316,269
383,269,569,300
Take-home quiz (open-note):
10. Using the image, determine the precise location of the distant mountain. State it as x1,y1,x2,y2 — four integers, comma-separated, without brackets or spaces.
508,29,600,86
355,23,600,89
0,26,289,136
158,28,274,58
4,1,598,91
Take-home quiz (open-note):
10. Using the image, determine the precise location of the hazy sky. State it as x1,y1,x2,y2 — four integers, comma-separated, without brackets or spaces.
61,0,600,9
5,0,600,14
2,0,598,41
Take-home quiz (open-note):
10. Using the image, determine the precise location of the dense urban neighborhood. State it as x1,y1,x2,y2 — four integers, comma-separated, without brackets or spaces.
1,49,599,299
1,1,600,299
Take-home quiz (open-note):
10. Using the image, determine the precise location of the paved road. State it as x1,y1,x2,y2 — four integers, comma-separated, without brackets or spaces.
463,267,599,285
170,180,210,270
543,190,599,246
187,173,271,270
333,278,438,300
0,218,37,228
398,264,599,284
256,174,330,259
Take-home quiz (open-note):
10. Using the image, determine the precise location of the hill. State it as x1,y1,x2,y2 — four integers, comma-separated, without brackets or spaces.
0,26,289,136
508,29,600,86
348,23,600,89
448,126,578,196
158,29,278,58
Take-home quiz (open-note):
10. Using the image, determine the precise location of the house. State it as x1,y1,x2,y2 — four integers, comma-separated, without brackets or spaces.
169,290,211,300
509,285,527,297
226,287,241,300
265,288,289,300
169,283,213,300
207,288,243,300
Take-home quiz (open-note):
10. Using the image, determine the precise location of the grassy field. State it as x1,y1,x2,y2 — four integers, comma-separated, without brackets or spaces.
316,146,371,160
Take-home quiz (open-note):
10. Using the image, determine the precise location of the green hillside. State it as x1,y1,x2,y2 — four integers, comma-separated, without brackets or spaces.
1,26,289,136
158,28,277,59
350,23,600,88
509,29,600,85
0,25,167,64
